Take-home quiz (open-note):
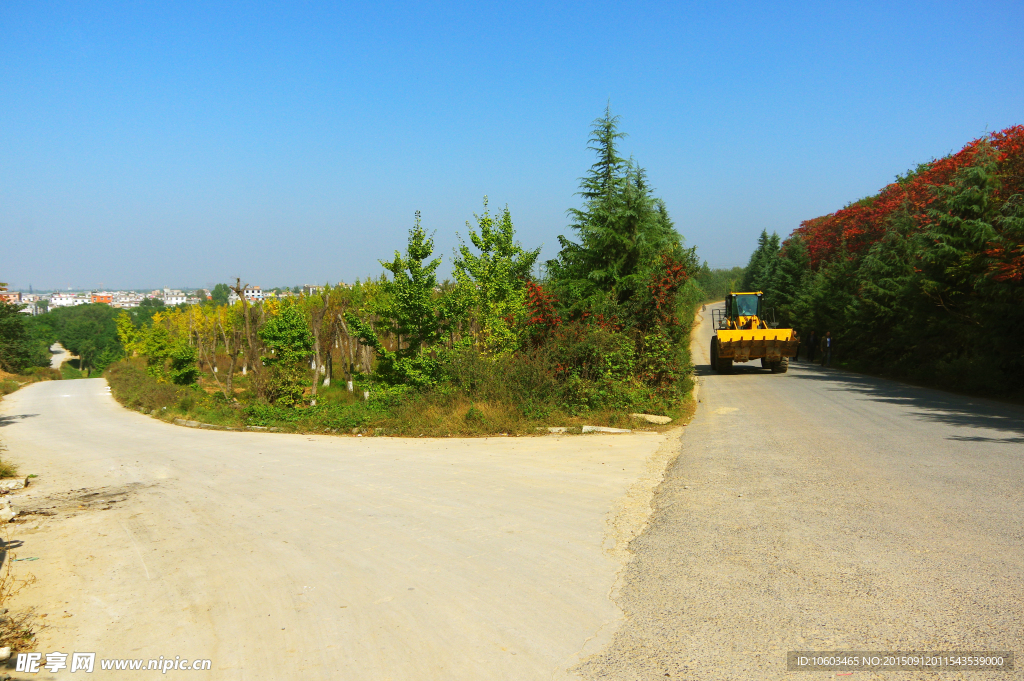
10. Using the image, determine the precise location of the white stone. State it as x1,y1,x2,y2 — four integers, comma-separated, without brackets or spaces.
581,426,631,434
0,478,27,491
630,413,672,425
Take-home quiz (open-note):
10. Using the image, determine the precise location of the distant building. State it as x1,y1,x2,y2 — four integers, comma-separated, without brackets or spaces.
0,291,21,304
112,292,144,309
50,293,89,307
91,292,113,304
228,285,264,305
302,284,325,296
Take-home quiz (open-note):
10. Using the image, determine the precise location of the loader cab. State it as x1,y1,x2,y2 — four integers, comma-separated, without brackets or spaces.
724,292,765,330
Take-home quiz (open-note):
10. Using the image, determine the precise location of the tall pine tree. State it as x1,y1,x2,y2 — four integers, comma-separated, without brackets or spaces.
547,108,683,318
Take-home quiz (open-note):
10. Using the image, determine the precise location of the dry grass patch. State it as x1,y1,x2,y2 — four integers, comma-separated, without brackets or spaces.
0,530,37,653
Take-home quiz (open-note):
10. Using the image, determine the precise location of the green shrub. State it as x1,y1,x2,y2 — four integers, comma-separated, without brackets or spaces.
105,360,184,412
169,342,200,386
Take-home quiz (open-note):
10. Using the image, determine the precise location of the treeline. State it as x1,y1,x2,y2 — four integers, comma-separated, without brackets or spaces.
695,265,745,302
743,125,1024,396
98,110,706,433
0,297,172,376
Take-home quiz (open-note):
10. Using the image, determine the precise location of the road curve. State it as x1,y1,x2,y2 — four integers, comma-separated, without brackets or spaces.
577,302,1024,680
0,379,676,680
48,342,72,370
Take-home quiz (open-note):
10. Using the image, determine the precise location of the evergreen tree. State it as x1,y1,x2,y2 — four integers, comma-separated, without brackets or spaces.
741,230,781,293
347,212,460,386
766,235,810,325
547,109,683,319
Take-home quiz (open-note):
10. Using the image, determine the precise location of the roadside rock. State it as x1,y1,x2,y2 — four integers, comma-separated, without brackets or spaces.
630,413,672,425
0,497,18,522
0,478,27,492
581,426,632,434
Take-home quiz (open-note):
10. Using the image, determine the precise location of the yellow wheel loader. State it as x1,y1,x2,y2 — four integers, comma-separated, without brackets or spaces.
710,292,799,373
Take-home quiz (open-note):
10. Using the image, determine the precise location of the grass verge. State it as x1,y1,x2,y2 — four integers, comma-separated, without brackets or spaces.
105,356,695,437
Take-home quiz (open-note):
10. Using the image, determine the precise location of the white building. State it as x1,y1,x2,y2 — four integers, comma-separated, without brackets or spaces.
50,293,89,308
228,285,264,305
113,292,145,309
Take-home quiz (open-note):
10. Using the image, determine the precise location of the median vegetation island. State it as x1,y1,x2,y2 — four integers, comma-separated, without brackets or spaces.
89,111,732,437
739,125,1024,398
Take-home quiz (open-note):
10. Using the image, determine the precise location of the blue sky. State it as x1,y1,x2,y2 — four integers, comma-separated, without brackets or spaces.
2,1,1022,290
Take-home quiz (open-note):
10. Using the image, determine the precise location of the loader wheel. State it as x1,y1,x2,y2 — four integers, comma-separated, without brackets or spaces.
711,337,733,373
760,358,768,369
771,356,789,374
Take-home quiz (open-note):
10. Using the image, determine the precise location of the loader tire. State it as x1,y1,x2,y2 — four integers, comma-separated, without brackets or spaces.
711,337,733,373
771,356,789,374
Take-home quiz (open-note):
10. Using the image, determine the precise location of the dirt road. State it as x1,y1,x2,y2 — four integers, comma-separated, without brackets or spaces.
0,380,676,680
576,303,1024,679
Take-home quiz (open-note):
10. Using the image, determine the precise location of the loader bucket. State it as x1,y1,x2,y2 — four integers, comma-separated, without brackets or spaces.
715,329,799,363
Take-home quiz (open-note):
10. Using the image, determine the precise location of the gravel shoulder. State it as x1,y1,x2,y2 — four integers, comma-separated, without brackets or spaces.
575,303,1024,680
0,378,679,680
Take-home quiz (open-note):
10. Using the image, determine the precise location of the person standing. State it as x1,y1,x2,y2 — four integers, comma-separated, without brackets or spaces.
807,331,817,363
820,331,833,367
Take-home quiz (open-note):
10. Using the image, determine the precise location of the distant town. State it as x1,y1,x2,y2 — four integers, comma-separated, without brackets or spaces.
0,284,328,314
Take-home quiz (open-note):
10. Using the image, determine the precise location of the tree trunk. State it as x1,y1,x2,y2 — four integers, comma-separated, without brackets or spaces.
218,321,240,401
337,315,356,391
309,303,327,400
231,279,263,398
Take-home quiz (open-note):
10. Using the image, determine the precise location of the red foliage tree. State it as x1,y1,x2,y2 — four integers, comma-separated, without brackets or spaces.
795,125,1024,272
523,280,561,332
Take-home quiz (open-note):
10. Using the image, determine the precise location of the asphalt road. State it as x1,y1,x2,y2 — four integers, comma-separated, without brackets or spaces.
48,343,71,370
0,380,676,680
576,303,1024,680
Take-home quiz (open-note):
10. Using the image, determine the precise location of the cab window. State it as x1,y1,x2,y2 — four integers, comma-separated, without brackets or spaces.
733,294,759,317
